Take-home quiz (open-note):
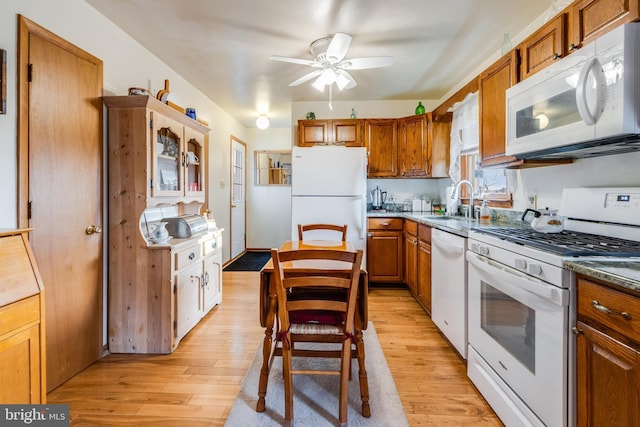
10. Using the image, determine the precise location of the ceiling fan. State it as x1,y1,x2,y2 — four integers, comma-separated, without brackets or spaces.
270,33,393,93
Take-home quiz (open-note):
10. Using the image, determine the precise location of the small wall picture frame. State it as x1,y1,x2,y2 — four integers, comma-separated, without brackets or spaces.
1,49,6,114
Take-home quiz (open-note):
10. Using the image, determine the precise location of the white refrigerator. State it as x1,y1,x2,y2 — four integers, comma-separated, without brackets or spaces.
291,146,367,253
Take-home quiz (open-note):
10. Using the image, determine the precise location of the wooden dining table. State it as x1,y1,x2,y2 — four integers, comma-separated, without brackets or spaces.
256,239,369,412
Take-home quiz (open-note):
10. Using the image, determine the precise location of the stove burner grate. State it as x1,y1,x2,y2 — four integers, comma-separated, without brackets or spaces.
477,226,640,257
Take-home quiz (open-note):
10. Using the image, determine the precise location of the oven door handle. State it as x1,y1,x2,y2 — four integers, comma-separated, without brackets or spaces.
466,252,568,306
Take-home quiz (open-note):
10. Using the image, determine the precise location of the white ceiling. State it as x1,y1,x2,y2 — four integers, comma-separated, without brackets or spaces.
85,0,550,128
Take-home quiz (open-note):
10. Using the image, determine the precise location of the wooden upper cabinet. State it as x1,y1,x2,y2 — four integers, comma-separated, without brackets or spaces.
298,119,363,146
365,118,398,177
298,119,329,145
570,0,640,50
430,112,452,178
399,113,430,177
519,14,566,80
479,51,520,167
332,119,363,146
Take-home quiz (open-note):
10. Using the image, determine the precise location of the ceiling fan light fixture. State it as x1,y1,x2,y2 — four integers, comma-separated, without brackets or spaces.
256,114,269,130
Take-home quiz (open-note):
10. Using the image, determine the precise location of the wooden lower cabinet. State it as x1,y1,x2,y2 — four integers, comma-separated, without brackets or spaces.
367,218,403,282
109,229,223,354
575,276,640,426
416,225,432,314
0,229,46,403
404,220,418,294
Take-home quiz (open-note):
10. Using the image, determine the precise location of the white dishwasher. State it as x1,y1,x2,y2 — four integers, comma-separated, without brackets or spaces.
431,228,468,359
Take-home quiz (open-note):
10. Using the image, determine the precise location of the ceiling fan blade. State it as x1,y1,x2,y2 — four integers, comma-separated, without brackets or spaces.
289,69,323,86
326,33,352,62
341,56,394,70
270,55,319,67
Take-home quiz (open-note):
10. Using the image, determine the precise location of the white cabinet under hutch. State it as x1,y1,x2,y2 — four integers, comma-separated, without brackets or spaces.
104,95,222,354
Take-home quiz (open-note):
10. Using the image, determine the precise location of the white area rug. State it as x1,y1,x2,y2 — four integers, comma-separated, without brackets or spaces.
224,322,408,426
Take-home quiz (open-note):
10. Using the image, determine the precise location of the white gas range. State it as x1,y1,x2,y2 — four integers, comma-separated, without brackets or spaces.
466,187,640,427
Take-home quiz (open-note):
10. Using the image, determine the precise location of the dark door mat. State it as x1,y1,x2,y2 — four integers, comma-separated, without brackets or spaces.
223,251,272,271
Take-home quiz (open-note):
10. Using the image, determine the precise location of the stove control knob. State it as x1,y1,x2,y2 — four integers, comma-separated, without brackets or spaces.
528,264,543,276
514,258,527,271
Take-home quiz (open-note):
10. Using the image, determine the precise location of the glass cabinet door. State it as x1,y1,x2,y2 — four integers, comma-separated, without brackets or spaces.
184,126,205,196
152,113,183,197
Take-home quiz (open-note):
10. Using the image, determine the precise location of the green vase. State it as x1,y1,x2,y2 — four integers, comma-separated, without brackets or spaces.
415,101,425,115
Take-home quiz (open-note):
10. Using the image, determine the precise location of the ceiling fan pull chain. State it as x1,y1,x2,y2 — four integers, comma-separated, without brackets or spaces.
329,85,333,111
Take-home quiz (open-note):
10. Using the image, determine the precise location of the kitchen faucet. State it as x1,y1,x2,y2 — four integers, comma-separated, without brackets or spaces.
451,180,475,219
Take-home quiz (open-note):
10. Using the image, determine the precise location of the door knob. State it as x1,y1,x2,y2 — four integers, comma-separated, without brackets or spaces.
231,204,237,208
85,225,102,235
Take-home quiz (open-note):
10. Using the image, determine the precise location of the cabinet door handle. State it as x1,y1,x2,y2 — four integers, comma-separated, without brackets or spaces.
552,53,561,60
568,43,578,52
592,300,632,320
380,222,390,226
571,327,583,336
189,252,196,260
204,272,209,285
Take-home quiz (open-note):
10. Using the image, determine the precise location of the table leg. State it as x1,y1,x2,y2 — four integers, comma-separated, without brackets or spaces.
256,290,277,412
355,319,371,417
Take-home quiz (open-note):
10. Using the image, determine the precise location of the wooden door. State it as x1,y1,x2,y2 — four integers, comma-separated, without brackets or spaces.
230,136,247,259
18,16,103,391
364,119,398,177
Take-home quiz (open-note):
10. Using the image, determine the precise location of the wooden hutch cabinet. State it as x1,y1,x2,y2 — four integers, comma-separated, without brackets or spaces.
0,229,47,403
575,275,640,426
104,96,222,354
367,218,403,282
298,119,363,146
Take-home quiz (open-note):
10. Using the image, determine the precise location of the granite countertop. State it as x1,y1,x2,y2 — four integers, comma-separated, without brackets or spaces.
563,258,640,295
367,210,640,294
367,210,523,238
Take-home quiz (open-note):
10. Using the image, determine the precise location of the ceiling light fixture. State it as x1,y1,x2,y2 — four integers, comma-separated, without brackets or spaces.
256,114,269,130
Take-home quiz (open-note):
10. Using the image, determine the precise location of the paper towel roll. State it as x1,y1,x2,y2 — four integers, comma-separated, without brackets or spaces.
446,186,459,215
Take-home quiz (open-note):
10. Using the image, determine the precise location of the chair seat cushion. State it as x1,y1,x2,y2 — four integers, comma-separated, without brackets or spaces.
289,310,344,325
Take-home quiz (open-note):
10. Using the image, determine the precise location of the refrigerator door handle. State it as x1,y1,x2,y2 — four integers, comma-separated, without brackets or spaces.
361,197,367,240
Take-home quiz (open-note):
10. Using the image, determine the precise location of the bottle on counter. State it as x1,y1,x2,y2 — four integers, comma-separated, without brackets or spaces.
479,199,491,223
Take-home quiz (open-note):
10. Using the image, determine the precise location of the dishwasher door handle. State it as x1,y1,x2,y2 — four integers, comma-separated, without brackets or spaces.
433,238,464,256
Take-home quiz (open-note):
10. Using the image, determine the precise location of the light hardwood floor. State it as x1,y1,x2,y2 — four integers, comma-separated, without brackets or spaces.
48,271,503,426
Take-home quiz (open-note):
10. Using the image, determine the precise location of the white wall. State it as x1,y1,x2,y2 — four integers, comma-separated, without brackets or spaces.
0,0,247,262
245,127,292,249
513,152,640,211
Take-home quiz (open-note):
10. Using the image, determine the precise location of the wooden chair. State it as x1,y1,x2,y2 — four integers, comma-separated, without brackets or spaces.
269,247,369,426
297,223,348,241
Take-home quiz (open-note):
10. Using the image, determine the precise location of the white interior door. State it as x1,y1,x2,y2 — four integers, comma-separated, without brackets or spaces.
231,137,246,259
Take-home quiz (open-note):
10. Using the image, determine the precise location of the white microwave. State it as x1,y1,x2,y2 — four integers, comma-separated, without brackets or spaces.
506,23,640,159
